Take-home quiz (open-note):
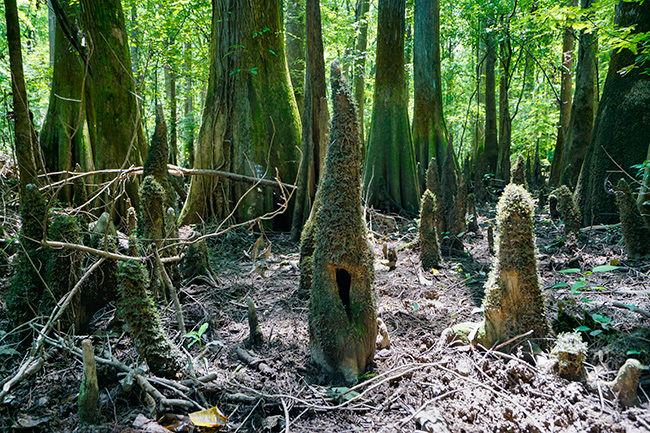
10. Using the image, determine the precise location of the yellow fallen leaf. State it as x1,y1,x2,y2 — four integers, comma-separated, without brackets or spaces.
609,259,620,266
189,406,228,428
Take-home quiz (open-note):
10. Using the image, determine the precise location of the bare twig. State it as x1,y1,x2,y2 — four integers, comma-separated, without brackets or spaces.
612,301,650,319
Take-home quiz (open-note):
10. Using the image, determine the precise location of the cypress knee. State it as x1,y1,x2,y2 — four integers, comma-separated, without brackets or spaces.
481,184,549,348
307,61,376,383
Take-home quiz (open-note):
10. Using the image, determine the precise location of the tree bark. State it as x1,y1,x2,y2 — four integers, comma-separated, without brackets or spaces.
41,0,93,203
291,0,330,241
80,0,147,218
285,0,306,118
183,41,195,168
560,0,597,189
363,0,420,214
180,0,301,229
474,16,498,198
352,0,371,148
4,0,39,195
549,0,577,187
166,66,178,166
412,0,447,192
575,0,650,225
496,28,512,183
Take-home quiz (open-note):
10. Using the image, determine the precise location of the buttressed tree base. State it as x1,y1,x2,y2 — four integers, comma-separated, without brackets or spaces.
307,61,376,384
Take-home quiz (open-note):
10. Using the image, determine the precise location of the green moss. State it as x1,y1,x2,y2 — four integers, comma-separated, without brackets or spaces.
138,176,165,247
615,178,650,258
117,260,182,377
481,184,549,348
419,190,441,269
308,62,376,384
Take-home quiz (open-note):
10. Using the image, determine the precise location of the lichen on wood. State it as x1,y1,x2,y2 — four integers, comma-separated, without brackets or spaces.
480,184,549,348
307,61,376,383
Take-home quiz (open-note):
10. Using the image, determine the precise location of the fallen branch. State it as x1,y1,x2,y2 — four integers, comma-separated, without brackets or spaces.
38,164,296,192
612,301,650,319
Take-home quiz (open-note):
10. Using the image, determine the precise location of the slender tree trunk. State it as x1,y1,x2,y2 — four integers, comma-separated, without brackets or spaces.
560,0,597,188
183,41,195,168
363,0,420,214
41,0,93,203
166,66,178,165
575,0,650,225
285,0,306,118
352,0,370,148
412,0,447,192
549,0,577,187
80,0,147,218
180,0,301,229
4,0,39,195
130,4,139,84
291,0,330,241
474,16,497,198
496,28,512,183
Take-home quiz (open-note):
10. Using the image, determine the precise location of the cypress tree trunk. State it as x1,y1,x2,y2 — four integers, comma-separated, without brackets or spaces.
352,0,371,147
166,66,178,166
549,0,577,187
285,0,306,118
496,29,512,183
80,0,147,218
183,41,195,168
575,0,650,226
5,0,39,194
180,0,301,229
474,17,498,199
363,0,420,214
412,0,447,192
291,0,329,241
41,0,93,203
560,0,597,189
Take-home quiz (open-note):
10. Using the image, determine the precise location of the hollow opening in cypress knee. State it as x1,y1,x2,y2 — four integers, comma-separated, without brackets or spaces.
336,268,352,319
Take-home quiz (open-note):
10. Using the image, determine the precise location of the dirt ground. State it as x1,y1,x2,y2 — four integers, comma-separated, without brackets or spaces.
1,200,650,432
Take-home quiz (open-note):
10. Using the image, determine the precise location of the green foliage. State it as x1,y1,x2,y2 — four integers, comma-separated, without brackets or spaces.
184,322,209,356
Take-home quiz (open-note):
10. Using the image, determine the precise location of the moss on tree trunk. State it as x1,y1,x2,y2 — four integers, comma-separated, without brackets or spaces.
575,0,650,226
181,0,301,229
80,0,147,219
412,0,447,191
560,0,597,189
363,0,420,214
40,1,93,203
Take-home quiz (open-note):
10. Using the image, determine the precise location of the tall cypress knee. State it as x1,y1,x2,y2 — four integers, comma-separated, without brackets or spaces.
481,184,549,348
308,61,376,384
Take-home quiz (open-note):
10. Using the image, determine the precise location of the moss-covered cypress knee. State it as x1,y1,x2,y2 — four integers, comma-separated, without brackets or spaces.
117,260,182,377
481,184,549,348
8,184,47,328
614,178,650,258
44,214,83,328
420,190,441,269
308,61,376,384
551,185,581,240
510,154,527,189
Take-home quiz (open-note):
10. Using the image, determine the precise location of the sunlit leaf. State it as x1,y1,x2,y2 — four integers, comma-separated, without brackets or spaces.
189,405,228,428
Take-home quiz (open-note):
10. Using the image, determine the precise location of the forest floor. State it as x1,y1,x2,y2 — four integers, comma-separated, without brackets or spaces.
1,200,650,432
